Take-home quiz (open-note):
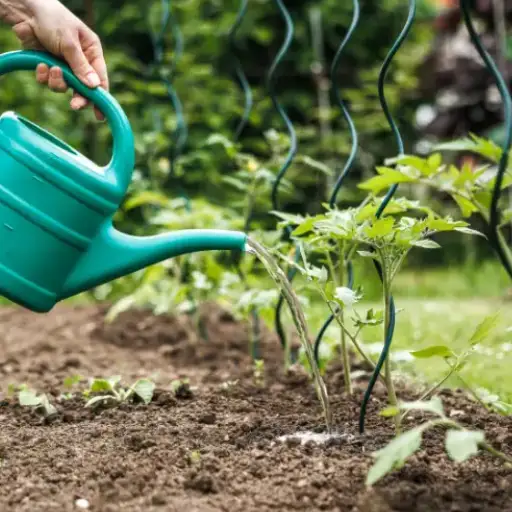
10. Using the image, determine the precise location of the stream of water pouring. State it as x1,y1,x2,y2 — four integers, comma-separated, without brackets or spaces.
245,237,332,432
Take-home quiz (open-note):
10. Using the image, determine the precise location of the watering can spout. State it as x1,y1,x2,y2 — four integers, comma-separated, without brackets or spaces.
59,226,248,300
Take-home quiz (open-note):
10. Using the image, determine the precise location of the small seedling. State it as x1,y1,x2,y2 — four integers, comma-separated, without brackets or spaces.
84,376,155,408
188,450,201,465
219,380,239,394
7,383,26,397
408,311,504,416
59,375,83,401
18,388,57,419
366,397,512,486
252,359,265,387
170,378,193,399
63,375,82,389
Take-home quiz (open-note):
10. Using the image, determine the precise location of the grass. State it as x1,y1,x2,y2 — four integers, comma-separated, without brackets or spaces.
296,259,512,404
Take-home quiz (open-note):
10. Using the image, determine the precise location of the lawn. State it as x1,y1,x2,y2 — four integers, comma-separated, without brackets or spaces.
296,260,512,403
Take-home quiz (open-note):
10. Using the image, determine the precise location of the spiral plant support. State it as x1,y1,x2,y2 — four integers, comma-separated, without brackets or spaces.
266,0,299,359
150,0,188,189
460,0,512,279
226,0,261,359
313,0,360,368
227,0,253,142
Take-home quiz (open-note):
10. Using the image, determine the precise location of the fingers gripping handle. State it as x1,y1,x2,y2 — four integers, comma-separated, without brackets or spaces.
0,50,135,193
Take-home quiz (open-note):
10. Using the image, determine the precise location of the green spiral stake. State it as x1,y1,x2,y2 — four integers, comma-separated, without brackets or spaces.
228,0,253,140
226,0,260,359
147,0,200,328
156,0,188,186
359,0,416,435
460,0,512,279
149,0,190,201
266,0,298,359
313,0,360,365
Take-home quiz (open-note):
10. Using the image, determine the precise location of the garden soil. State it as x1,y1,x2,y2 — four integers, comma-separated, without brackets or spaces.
0,303,510,512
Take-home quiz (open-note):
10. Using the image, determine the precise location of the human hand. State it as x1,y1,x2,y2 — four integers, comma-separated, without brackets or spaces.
9,0,108,121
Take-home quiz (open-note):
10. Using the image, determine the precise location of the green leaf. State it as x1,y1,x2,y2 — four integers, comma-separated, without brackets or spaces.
379,406,399,417
396,397,445,417
411,239,441,249
63,375,82,389
18,390,42,407
473,190,492,210
427,153,442,172
222,176,247,192
39,394,57,418
445,430,484,463
452,194,478,218
90,376,121,393
454,227,486,238
297,155,332,175
131,379,155,404
436,135,502,163
365,217,395,238
366,426,424,486
292,217,316,236
424,218,467,232
410,345,455,359
469,312,501,345
359,169,416,194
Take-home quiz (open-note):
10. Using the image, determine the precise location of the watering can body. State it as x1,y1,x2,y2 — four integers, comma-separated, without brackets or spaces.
0,50,247,313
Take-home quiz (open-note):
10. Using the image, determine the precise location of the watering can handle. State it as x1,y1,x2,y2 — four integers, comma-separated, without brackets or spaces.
0,50,135,193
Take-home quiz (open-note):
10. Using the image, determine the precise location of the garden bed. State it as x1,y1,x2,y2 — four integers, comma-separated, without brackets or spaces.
0,304,510,511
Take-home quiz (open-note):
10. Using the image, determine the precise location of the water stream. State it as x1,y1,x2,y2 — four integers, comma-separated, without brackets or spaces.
245,237,332,432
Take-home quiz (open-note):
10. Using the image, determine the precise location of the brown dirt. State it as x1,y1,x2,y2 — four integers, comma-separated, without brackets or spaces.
0,303,510,512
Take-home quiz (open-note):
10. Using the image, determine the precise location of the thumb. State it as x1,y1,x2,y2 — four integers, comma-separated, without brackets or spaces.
12,21,42,50
61,38,101,88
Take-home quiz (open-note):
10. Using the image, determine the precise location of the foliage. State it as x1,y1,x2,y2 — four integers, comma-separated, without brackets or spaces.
17,386,57,419
272,196,481,419
366,396,511,486
359,140,512,272
84,376,155,408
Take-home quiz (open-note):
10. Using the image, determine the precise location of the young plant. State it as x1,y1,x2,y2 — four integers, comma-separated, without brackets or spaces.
367,396,512,486
170,378,193,399
359,138,512,275
18,387,57,419
252,359,265,387
275,198,482,432
59,375,83,400
408,311,506,416
84,376,155,409
219,379,239,395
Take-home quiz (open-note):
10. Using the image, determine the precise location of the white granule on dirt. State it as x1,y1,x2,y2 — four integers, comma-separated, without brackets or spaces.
278,431,351,445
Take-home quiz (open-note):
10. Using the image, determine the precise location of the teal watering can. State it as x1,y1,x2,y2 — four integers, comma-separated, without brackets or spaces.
0,50,247,313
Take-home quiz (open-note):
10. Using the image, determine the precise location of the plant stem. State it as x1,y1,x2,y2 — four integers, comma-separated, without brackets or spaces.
401,365,456,422
383,276,400,434
455,372,492,412
338,244,352,395
480,441,512,465
328,304,387,386
324,248,352,393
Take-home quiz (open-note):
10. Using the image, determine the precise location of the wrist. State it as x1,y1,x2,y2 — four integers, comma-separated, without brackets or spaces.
0,0,38,25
